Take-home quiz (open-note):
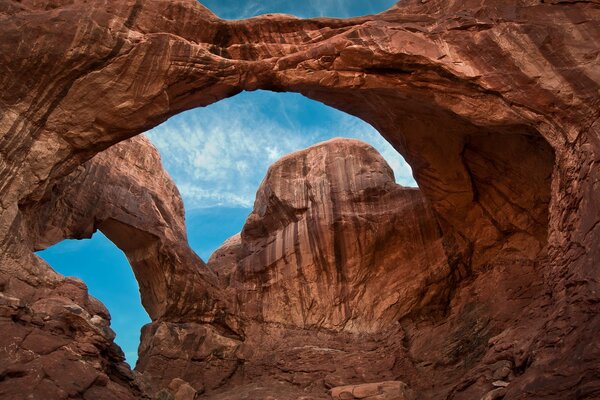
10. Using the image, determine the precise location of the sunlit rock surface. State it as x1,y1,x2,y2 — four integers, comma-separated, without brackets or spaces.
1,0,599,399
209,138,449,333
24,135,223,322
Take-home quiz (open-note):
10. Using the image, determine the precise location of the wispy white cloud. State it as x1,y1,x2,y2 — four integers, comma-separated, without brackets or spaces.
238,2,268,19
146,91,416,211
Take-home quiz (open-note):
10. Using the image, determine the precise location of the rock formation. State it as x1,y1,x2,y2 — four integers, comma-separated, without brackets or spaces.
138,139,449,398
330,381,416,400
23,135,223,322
0,137,174,399
1,0,599,399
209,138,450,333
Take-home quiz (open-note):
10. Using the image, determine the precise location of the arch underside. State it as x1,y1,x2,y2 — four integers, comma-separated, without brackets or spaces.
0,0,599,399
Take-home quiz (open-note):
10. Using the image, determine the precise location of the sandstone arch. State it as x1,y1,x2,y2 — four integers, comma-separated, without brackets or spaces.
0,0,599,399
23,135,224,322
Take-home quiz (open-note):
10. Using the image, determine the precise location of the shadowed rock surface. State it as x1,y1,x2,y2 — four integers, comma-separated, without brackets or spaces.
0,0,599,399
330,381,416,400
137,138,449,398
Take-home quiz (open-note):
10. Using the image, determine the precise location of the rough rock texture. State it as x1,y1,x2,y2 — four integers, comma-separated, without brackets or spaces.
210,138,450,333
23,135,224,322
138,139,447,398
1,0,599,399
330,381,416,400
0,137,179,399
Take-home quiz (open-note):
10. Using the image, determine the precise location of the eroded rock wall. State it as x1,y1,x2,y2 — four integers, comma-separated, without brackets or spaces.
22,135,225,322
209,138,450,332
1,0,599,399
1,135,237,399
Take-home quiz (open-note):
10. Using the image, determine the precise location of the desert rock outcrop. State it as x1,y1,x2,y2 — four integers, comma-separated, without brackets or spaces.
23,135,224,322
138,139,449,397
209,138,450,332
0,0,599,399
330,381,415,400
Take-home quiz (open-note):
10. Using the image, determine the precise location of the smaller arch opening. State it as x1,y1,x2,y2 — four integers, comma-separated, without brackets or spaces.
36,232,151,366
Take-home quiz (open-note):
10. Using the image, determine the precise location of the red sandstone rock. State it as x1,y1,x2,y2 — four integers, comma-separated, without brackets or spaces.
23,135,225,322
138,140,439,397
209,139,450,332
330,381,415,400
0,0,599,399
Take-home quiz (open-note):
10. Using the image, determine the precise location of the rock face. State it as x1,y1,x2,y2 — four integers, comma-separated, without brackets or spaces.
0,137,178,399
23,135,224,322
1,1,599,400
137,139,446,398
209,139,450,333
330,381,416,400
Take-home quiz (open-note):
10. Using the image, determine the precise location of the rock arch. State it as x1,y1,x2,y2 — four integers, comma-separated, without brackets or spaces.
0,0,598,399
23,135,222,322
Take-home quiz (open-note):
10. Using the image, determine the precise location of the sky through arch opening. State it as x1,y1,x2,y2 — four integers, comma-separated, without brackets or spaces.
37,232,151,366
35,1,417,369
146,90,418,261
35,90,417,367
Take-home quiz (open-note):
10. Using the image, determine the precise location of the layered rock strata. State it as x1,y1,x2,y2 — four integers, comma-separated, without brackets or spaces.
0,0,599,399
138,139,450,397
23,135,224,322
0,136,180,399
209,139,450,332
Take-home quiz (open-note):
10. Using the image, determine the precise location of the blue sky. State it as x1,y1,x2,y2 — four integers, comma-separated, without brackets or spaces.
38,0,409,367
39,232,149,364
146,91,416,212
200,0,398,19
